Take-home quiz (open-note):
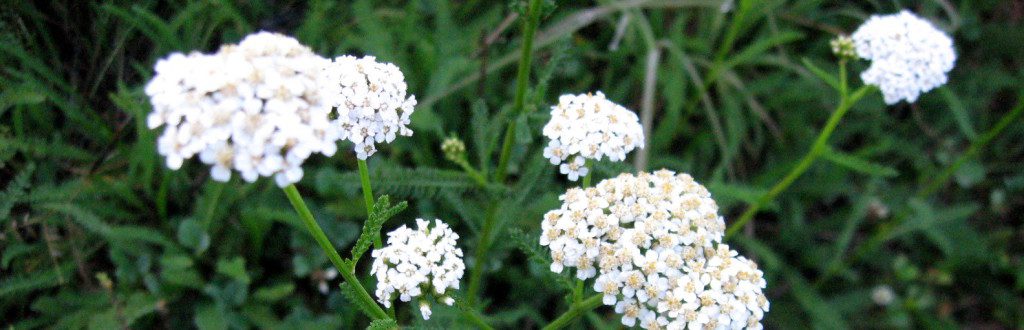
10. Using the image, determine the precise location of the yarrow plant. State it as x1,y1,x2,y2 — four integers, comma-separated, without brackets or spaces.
321,55,417,159
542,92,644,181
851,10,956,104
370,219,466,320
145,32,338,186
540,170,769,329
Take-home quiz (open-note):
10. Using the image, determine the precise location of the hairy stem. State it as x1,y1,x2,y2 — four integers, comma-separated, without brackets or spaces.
494,0,543,183
283,184,387,320
542,294,604,330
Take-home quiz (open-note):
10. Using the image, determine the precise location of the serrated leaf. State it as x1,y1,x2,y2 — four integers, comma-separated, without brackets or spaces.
339,282,378,319
315,165,481,200
351,195,408,263
367,318,398,330
508,229,573,292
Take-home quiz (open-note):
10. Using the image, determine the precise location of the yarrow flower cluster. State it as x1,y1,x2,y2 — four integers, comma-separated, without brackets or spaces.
851,10,956,104
321,55,417,159
542,92,644,181
540,170,769,329
145,32,339,187
370,219,465,320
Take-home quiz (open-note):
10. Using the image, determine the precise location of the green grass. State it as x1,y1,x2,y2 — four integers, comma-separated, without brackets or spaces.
2,0,1023,328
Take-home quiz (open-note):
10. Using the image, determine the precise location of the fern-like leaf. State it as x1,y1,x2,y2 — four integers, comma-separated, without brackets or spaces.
366,318,398,330
508,229,573,292
339,282,380,319
315,164,486,200
0,163,33,223
351,195,408,264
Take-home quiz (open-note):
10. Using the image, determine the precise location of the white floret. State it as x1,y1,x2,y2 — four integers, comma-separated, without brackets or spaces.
370,219,464,320
540,170,769,329
542,92,644,181
145,31,338,187
321,55,417,159
851,10,956,104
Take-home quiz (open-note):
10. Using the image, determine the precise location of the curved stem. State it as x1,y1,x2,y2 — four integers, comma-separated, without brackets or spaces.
462,306,495,330
542,294,604,330
357,159,380,248
726,72,871,239
918,95,1024,197
494,0,543,183
283,184,387,320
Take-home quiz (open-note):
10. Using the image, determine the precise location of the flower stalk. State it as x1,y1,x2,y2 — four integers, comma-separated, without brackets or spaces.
357,159,380,248
726,60,873,238
468,0,544,305
494,0,543,183
542,294,603,330
283,184,388,320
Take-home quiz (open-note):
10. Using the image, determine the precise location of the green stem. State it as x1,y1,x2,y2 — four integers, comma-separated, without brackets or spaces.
455,158,489,187
494,0,543,183
573,279,584,303
542,294,604,330
357,159,380,248
918,95,1024,197
581,159,593,188
819,94,1024,286
283,185,387,320
682,0,751,115
201,180,226,230
726,66,870,239
466,204,498,304
462,307,495,330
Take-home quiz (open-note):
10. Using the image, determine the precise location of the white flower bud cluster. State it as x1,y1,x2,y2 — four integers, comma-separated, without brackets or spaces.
145,32,339,187
370,219,464,320
321,55,416,159
542,92,644,181
540,170,769,329
851,10,956,105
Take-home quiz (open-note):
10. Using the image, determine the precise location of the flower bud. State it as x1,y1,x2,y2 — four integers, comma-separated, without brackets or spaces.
830,35,856,60
441,136,467,162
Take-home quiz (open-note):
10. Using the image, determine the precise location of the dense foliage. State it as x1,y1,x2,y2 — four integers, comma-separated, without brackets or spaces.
2,0,1022,328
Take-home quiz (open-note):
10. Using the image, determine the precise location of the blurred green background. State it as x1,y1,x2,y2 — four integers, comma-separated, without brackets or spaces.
2,0,1022,328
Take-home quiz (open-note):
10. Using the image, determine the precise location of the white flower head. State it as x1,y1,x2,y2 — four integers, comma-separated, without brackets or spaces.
145,31,338,187
321,55,417,159
851,10,956,104
542,92,644,181
540,170,769,329
370,219,464,320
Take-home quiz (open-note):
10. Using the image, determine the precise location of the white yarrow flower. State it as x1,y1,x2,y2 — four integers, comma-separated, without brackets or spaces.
542,92,644,181
370,219,464,320
145,32,338,187
851,10,956,104
541,170,768,329
321,55,417,159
